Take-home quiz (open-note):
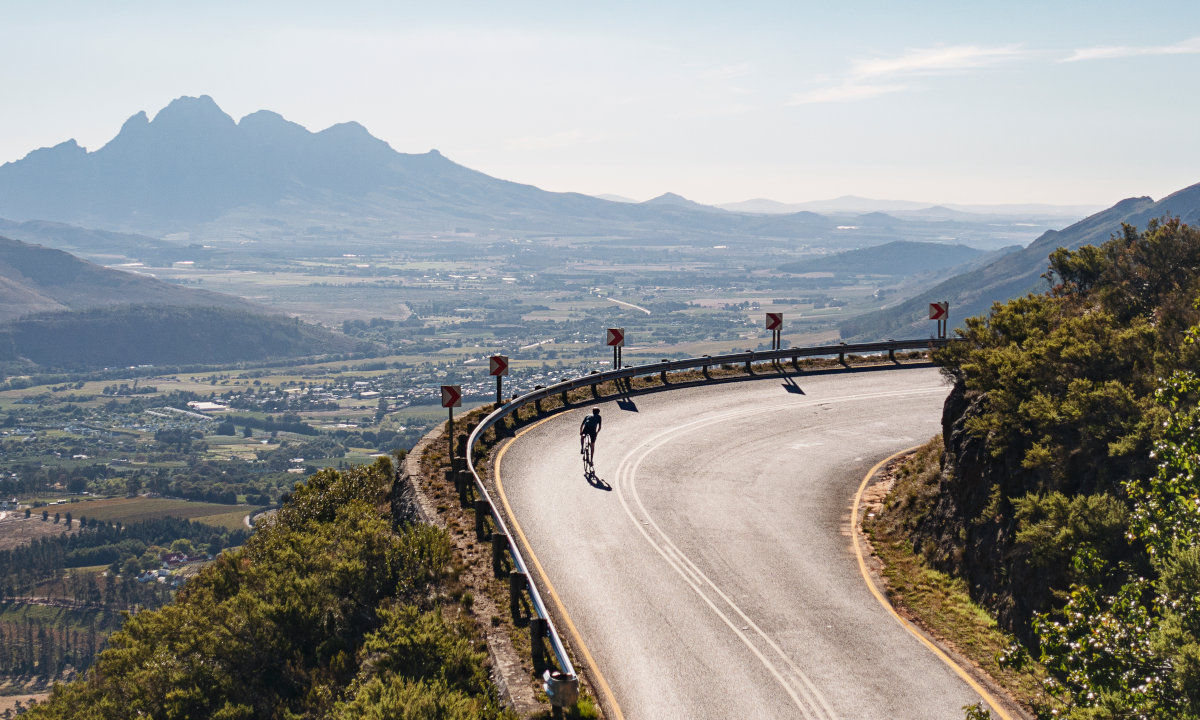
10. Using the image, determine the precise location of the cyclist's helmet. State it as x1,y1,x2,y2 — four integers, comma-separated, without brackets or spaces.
592,407,600,415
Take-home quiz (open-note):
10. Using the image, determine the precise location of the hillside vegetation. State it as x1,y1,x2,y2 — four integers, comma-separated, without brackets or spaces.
0,235,258,322
0,305,365,371
778,240,986,277
26,457,512,720
889,218,1200,717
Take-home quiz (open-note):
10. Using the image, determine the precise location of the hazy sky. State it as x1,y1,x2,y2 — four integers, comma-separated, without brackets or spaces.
4,1,1200,206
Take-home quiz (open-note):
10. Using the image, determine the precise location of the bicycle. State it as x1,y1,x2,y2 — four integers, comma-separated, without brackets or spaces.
581,433,595,474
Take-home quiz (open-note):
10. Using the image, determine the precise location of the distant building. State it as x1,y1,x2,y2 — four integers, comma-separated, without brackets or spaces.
186,401,230,413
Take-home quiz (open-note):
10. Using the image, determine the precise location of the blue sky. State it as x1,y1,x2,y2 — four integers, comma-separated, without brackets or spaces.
4,1,1200,206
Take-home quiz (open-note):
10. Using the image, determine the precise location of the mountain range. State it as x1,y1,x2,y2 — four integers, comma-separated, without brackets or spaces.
840,182,1200,339
0,96,832,241
0,96,1058,250
719,196,1101,221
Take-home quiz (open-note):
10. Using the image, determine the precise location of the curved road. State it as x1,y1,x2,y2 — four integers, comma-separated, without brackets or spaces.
497,366,988,720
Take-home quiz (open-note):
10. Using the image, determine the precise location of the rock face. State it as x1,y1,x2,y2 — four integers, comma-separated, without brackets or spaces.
907,380,1041,636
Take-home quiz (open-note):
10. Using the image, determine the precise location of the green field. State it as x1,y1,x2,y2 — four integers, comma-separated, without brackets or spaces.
61,497,255,528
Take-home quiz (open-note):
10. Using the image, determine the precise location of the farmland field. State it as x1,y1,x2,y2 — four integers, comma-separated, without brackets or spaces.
57,496,256,528
0,515,76,551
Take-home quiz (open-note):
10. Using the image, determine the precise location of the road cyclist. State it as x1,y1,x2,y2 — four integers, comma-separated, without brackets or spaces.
579,407,602,473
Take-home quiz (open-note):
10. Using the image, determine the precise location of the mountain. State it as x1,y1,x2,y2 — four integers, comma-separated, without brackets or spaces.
0,305,362,371
0,217,181,262
0,235,258,321
0,95,835,242
0,236,367,369
640,192,722,212
779,241,985,277
840,181,1200,339
594,193,637,203
720,196,1099,220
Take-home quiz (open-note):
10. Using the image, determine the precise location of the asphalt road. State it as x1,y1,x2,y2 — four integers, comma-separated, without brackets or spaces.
498,365,989,720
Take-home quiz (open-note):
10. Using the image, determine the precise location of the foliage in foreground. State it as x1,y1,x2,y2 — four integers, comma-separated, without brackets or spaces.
1031,366,1200,718
928,219,1200,718
25,457,513,720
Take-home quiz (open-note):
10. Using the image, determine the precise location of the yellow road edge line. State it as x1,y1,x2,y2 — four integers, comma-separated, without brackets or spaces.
493,413,627,720
851,447,1016,720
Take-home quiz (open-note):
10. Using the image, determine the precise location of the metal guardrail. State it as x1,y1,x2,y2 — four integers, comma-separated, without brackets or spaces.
462,337,949,707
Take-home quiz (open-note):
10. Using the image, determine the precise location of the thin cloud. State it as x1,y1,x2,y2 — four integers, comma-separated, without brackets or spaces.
1064,36,1200,62
851,45,1025,78
792,44,1025,105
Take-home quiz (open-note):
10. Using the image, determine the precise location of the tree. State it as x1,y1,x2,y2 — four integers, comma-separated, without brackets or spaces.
1034,367,1200,717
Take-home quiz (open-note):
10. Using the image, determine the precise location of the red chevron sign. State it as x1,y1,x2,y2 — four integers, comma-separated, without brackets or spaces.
440,385,462,408
765,312,783,331
929,302,949,321
489,355,509,376
606,328,625,347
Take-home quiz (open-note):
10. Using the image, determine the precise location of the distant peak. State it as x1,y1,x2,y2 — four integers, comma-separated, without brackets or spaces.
643,192,700,206
162,94,220,111
119,111,149,132
16,138,87,164
319,120,371,136
239,109,287,124
238,110,311,137
150,94,235,128
315,121,395,153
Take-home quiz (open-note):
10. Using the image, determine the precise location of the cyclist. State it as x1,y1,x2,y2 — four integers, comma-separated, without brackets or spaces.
580,407,602,459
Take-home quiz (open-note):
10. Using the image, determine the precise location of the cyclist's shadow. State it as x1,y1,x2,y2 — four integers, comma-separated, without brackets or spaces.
585,468,612,491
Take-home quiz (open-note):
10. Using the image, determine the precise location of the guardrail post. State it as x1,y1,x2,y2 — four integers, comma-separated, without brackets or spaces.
530,616,548,672
491,533,507,578
660,359,669,384
888,347,896,363
509,571,527,619
791,354,801,372
560,382,570,406
838,343,847,365
455,469,472,506
473,500,490,541
745,353,754,375
544,670,579,719
701,354,710,379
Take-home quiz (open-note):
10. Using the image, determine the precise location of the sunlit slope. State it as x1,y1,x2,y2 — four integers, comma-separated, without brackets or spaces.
841,181,1200,339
